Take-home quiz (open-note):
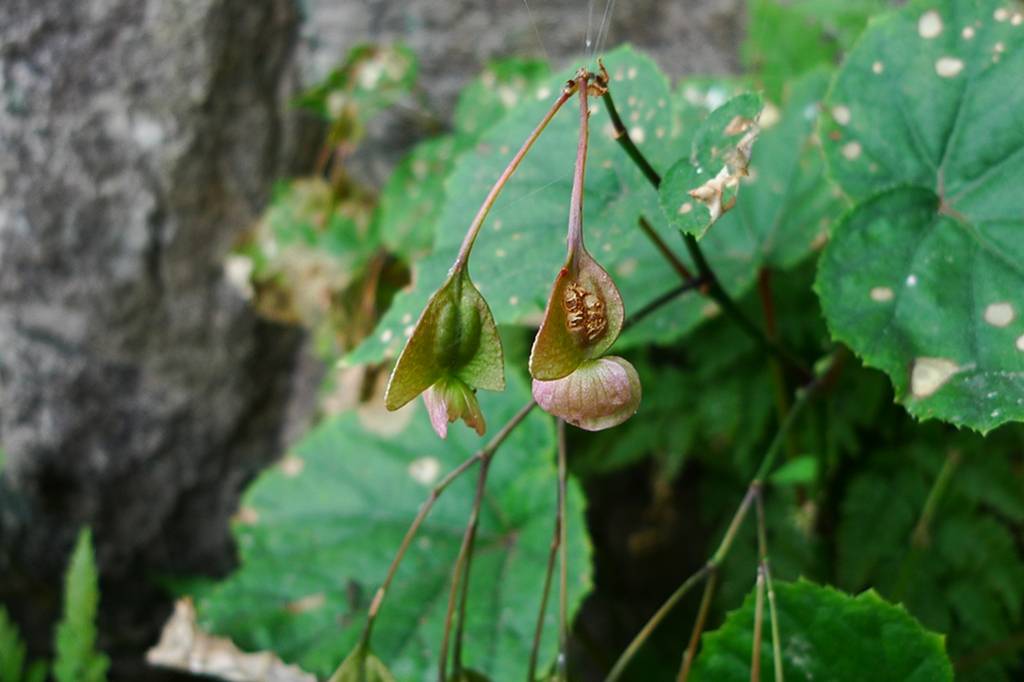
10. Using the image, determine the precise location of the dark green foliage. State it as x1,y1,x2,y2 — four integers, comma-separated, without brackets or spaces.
836,439,1024,681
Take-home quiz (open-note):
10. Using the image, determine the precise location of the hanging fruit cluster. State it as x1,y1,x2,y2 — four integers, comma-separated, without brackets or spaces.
384,67,641,438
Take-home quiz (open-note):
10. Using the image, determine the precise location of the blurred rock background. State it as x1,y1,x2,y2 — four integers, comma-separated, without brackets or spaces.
0,0,740,677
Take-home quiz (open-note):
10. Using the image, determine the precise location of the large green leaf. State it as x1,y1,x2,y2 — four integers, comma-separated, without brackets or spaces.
816,0,1024,432
690,579,954,681
196,374,591,681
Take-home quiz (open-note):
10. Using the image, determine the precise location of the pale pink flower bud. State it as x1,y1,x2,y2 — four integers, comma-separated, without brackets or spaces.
532,356,641,431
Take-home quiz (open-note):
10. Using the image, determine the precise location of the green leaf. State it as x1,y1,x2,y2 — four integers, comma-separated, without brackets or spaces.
816,0,1024,432
197,373,592,681
690,579,954,681
742,0,883,100
662,93,763,240
712,68,846,268
54,528,109,682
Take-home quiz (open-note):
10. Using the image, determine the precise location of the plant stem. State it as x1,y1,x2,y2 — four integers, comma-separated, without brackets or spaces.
756,491,784,682
601,87,809,379
361,401,536,647
557,420,570,678
638,216,696,282
757,269,797,462
911,448,962,548
676,569,718,682
440,457,492,682
751,565,765,682
605,565,712,682
567,73,591,257
620,279,705,333
528,501,562,681
600,87,661,188
453,82,578,271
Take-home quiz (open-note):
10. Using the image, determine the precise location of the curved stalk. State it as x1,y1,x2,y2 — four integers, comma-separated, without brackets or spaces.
453,83,577,271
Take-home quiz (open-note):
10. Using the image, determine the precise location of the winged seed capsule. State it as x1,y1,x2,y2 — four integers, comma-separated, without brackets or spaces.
383,269,504,439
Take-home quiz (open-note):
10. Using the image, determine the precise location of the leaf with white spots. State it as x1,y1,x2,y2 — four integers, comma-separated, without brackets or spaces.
690,579,954,682
660,93,764,240
817,0,1024,432
195,374,591,681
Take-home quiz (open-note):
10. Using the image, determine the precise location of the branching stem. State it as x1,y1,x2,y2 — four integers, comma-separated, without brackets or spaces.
360,401,536,647
756,490,784,682
557,420,570,678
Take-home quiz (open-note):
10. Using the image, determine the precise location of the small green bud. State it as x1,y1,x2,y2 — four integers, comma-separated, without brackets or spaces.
530,247,624,381
329,644,397,682
532,356,641,431
385,268,504,437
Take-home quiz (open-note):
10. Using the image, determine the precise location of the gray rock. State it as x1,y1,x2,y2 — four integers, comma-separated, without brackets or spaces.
0,0,308,671
298,0,743,184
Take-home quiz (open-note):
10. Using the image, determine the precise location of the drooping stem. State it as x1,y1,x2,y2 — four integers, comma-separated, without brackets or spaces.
557,419,570,677
757,269,797,462
528,501,561,681
639,216,696,282
911,448,962,548
605,565,712,682
440,457,492,681
751,566,766,682
361,401,536,648
675,569,718,682
755,490,784,682
452,454,491,674
567,73,591,258
453,82,578,271
600,86,809,379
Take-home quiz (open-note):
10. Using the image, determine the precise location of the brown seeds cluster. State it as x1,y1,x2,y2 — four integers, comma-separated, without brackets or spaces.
563,281,607,343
